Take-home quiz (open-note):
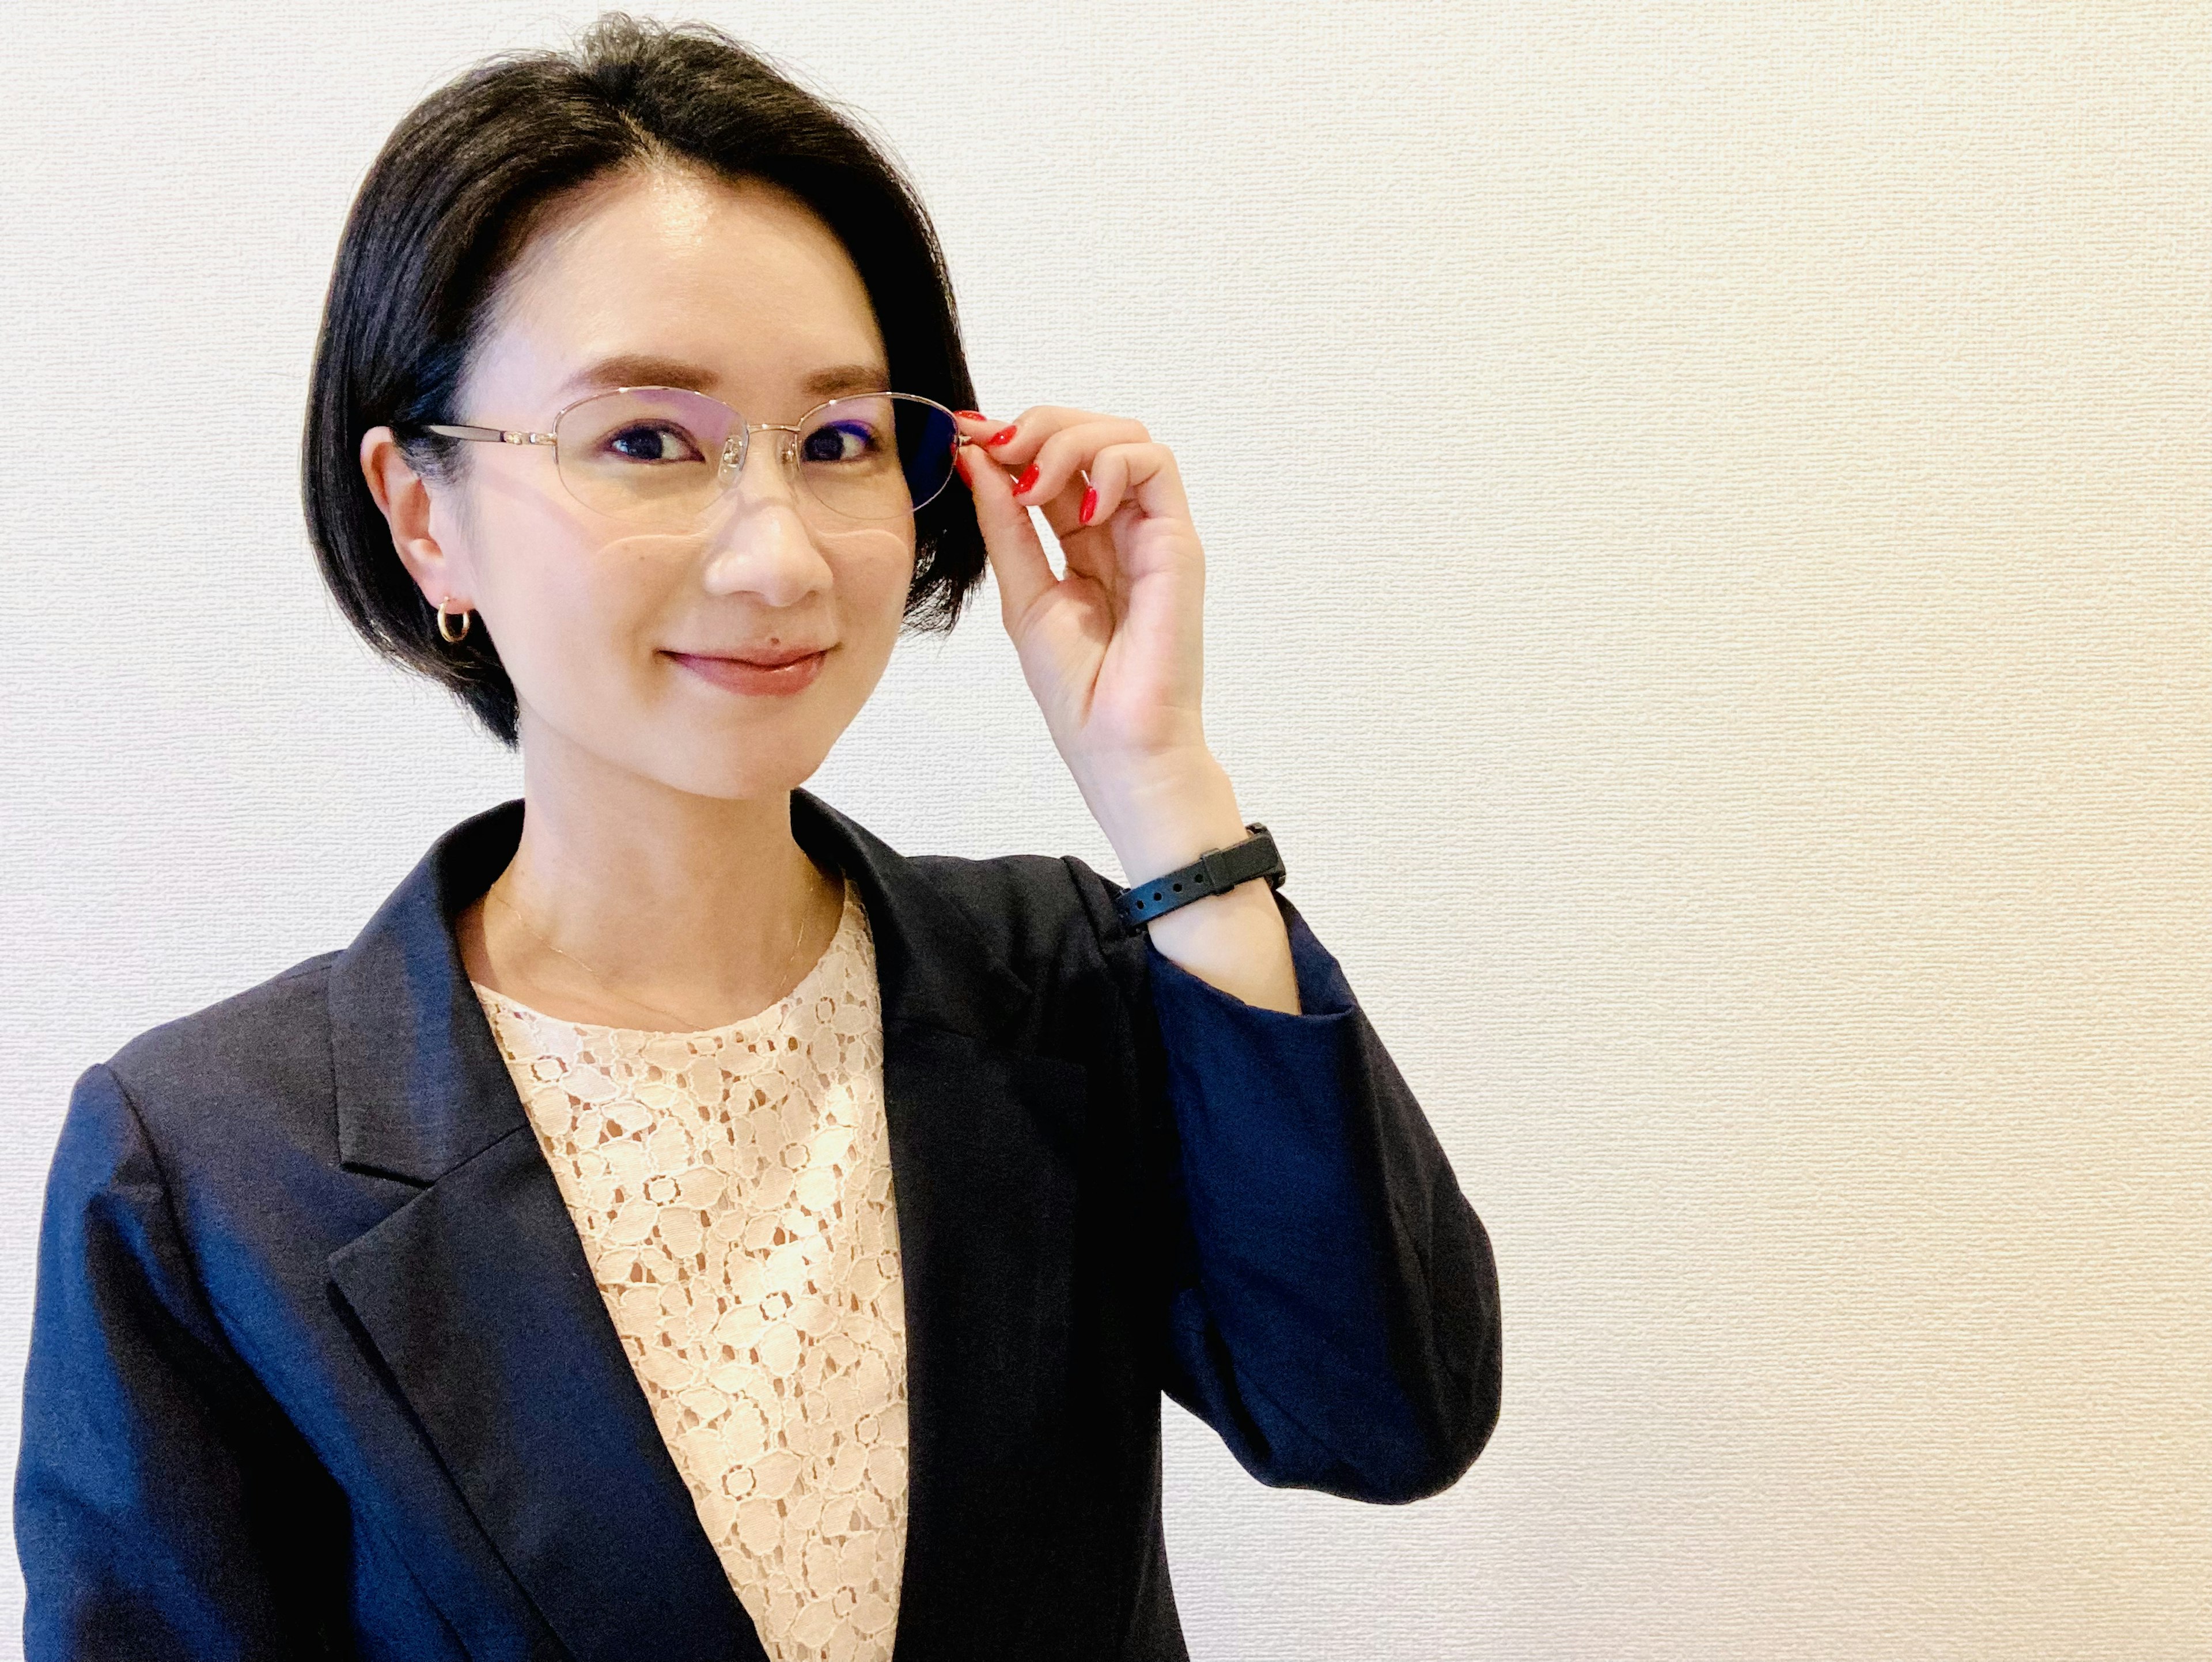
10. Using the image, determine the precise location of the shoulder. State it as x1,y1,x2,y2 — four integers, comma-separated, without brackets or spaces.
93,949,342,1154
904,848,1137,975
892,847,1164,1077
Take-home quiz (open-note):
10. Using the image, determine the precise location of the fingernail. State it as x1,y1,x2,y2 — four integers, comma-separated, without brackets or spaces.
1079,486,1099,525
984,425,1018,448
1012,464,1040,496
955,410,987,421
951,445,969,482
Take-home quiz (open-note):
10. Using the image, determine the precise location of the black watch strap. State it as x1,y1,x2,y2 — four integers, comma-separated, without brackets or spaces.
1112,822,1286,930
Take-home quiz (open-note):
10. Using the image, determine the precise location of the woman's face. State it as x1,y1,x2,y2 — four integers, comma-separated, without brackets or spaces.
391,165,916,799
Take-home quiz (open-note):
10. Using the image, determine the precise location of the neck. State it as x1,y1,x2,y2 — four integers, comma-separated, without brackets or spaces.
457,737,842,1032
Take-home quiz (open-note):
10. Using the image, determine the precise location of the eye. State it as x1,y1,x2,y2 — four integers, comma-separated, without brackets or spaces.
604,422,706,464
800,419,885,465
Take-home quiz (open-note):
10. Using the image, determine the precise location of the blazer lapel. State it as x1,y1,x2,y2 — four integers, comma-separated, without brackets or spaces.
324,792,1089,1661
792,793,1092,1653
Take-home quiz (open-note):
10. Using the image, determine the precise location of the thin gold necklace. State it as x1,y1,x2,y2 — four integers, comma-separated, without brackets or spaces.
483,872,830,1033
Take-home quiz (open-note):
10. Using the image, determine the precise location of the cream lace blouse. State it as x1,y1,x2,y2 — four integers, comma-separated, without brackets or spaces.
469,874,907,1662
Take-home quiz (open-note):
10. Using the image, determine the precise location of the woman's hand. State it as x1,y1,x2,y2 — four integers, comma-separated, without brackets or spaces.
953,406,1209,797
953,405,1299,1013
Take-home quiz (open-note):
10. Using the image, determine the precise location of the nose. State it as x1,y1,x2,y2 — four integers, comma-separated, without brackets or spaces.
697,429,834,607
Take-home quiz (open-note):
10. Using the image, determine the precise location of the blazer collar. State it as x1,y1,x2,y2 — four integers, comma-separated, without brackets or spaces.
329,789,1034,1184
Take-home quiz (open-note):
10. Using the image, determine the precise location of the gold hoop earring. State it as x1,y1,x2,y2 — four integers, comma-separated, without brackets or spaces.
436,597,473,643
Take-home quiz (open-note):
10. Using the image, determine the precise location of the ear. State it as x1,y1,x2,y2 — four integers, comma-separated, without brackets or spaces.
360,426,469,608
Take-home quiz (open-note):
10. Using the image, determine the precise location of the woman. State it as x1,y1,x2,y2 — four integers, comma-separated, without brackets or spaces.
15,16,1500,1661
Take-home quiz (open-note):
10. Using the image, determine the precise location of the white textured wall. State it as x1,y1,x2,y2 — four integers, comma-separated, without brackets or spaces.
2,4,2205,1656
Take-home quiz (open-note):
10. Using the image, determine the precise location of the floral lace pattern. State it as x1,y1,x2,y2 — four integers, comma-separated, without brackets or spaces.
471,876,907,1662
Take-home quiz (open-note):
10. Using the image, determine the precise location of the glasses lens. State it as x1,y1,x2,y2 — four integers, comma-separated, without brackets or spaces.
795,394,959,522
552,388,738,521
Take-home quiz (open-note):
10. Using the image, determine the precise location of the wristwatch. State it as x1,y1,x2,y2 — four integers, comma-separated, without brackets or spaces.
1111,822,1286,930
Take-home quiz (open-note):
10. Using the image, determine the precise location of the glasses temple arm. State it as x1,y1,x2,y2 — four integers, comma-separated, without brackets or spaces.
423,423,555,446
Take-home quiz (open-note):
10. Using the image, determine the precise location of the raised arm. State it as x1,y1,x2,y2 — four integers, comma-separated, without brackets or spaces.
948,394,1499,1495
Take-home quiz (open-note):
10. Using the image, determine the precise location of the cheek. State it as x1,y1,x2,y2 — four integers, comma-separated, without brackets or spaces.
481,512,668,691
817,524,918,634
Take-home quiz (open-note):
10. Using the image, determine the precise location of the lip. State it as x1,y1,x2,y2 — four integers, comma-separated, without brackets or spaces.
666,648,828,696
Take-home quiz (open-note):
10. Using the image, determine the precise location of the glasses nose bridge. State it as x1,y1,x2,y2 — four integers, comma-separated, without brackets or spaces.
721,419,807,498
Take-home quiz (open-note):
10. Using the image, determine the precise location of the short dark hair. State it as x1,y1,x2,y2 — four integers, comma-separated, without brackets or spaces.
302,12,984,749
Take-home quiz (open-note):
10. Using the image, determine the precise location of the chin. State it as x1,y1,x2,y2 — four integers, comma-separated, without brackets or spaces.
634,721,842,802
527,660,873,799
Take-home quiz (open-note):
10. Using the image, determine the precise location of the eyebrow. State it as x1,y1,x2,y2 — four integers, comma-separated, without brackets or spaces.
552,355,893,402
799,362,895,397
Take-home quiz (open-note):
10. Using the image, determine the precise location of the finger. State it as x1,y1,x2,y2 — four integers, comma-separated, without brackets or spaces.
978,404,1150,468
955,442,1058,626
1010,418,1153,521
950,408,998,444
1065,440,1190,531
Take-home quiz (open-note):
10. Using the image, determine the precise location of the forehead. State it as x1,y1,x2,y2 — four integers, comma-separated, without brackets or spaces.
468,165,887,408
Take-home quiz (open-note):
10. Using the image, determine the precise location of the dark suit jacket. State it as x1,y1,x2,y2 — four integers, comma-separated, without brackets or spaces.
16,790,1501,1661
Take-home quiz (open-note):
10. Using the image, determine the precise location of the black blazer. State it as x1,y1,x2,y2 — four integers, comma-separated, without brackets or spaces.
16,791,1501,1661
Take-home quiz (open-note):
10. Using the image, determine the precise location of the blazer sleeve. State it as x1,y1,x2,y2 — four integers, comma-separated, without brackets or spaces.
1108,884,1502,1504
15,1062,346,1661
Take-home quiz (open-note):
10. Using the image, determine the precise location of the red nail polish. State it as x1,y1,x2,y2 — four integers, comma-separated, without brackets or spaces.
984,425,1018,447
951,445,969,483
1079,486,1099,524
1012,464,1040,496
955,410,987,421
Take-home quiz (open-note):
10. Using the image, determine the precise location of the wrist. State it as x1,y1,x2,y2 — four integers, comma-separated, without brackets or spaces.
1077,748,1247,885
